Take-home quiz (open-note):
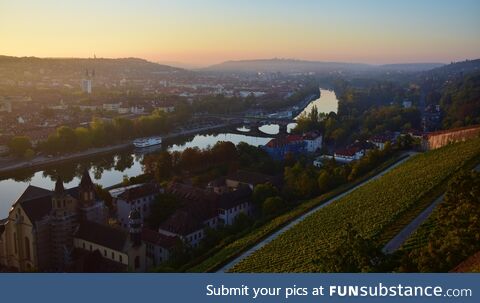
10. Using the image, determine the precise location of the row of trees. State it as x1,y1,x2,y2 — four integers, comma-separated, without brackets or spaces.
294,105,421,147
143,141,280,183
7,110,174,158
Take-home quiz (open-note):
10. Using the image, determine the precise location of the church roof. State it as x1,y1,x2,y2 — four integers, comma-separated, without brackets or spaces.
79,169,94,188
76,221,128,252
15,185,52,204
14,185,53,224
54,178,65,194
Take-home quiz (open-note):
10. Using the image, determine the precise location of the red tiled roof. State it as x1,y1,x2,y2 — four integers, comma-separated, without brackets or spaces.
334,146,361,157
266,135,303,148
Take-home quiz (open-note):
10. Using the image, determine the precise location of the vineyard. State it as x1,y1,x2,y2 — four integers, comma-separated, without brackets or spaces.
230,138,480,272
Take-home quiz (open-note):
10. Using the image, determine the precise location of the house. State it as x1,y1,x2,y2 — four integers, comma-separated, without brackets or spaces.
333,146,365,163
368,134,395,150
313,156,324,168
217,186,253,225
158,183,219,247
79,105,98,112
110,183,163,230
223,170,282,190
402,100,412,108
302,131,323,153
142,228,178,268
103,103,122,112
155,106,175,113
158,182,254,247
72,213,146,272
262,135,306,160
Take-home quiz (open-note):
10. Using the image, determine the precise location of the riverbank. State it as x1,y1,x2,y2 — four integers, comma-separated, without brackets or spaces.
0,122,230,177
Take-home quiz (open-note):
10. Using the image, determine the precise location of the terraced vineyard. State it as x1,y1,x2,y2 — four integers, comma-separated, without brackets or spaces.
231,138,480,272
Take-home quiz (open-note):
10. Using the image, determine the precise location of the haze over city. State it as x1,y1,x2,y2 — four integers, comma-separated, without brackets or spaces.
1,0,480,67
1,0,480,278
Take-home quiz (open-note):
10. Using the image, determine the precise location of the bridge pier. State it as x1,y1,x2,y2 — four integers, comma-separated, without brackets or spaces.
279,123,288,134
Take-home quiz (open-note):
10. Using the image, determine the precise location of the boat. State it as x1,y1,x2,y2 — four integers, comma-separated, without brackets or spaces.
133,137,162,148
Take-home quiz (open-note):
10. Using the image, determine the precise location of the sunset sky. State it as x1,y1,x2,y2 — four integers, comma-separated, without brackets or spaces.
1,0,479,66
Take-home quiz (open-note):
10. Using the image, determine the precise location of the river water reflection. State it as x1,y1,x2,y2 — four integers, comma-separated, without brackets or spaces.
0,88,338,218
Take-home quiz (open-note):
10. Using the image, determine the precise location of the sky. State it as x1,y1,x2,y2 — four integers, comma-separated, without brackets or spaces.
1,0,479,67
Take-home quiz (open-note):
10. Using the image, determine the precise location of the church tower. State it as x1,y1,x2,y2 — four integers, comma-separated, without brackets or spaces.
50,177,77,271
128,208,142,247
78,169,105,224
79,169,95,207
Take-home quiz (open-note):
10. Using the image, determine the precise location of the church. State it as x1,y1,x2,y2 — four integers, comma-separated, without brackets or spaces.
0,170,145,272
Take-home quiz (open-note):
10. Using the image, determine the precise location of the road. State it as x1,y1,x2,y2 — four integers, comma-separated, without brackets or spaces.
382,194,444,254
382,163,480,254
217,152,416,272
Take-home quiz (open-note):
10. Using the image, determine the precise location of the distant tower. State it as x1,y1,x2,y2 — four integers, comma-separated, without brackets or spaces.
128,208,142,247
79,169,95,207
81,69,93,94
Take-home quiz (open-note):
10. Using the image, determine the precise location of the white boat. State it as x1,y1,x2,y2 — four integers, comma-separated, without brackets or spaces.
133,137,162,148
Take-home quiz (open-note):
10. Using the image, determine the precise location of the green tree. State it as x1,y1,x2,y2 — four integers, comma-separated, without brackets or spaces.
315,224,384,272
158,151,174,180
56,126,77,152
253,183,279,206
8,136,32,158
262,196,285,216
75,127,92,150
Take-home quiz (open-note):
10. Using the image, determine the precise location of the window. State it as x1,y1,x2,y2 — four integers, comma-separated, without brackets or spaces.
89,244,92,251
119,255,123,262
104,250,107,257
111,252,114,259
82,242,85,249
13,232,17,254
134,256,140,269
24,237,31,261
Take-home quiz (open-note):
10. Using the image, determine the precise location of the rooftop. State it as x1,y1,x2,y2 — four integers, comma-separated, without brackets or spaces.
75,221,129,252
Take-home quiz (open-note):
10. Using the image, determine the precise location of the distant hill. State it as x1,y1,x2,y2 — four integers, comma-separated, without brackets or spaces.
422,59,480,77
204,58,444,74
378,63,444,72
0,55,184,83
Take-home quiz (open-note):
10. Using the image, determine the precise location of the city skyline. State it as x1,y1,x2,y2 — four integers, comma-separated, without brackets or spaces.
1,0,480,67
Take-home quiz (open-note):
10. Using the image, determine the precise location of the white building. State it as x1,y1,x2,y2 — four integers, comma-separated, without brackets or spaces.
103,103,122,112
303,131,323,153
155,106,175,113
81,69,93,94
130,106,145,114
81,79,92,94
79,105,98,112
331,147,365,163
110,183,163,230
158,182,253,248
402,100,412,108
142,228,177,268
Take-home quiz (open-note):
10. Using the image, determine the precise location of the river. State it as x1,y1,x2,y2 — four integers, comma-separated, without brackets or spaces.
0,88,338,218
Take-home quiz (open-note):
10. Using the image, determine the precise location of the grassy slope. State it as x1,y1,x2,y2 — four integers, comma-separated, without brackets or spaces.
231,138,480,272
